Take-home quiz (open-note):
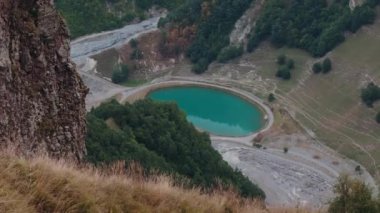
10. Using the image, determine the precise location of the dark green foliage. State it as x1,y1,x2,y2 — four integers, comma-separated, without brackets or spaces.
56,0,185,38
322,58,332,73
277,54,286,65
162,0,253,73
111,64,129,84
313,62,322,74
247,0,379,56
86,100,265,199
276,67,291,80
361,83,380,107
130,49,144,60
349,4,376,32
283,147,288,154
376,112,380,123
355,165,362,175
268,93,275,102
286,59,295,69
328,175,379,213
217,46,244,63
192,58,209,74
130,39,138,48
86,114,171,171
275,55,294,80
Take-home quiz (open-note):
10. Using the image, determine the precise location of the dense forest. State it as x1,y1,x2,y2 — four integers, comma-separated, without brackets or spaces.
159,0,379,73
247,0,379,56
159,0,254,73
86,100,265,198
55,0,185,38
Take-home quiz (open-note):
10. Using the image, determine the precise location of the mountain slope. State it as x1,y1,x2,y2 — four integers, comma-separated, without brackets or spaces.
0,153,316,213
86,100,265,199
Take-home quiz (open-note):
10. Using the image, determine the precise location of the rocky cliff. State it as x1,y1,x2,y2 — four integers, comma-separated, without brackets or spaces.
0,0,87,161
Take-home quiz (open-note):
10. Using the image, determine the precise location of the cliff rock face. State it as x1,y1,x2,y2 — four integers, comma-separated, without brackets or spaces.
0,0,87,161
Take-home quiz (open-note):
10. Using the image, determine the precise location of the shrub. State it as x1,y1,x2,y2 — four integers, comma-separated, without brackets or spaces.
286,59,295,69
355,165,362,175
217,46,244,63
313,62,322,74
268,93,275,102
361,83,380,107
130,39,138,48
276,67,291,80
112,64,129,84
328,175,379,213
130,49,144,60
376,112,380,123
283,147,288,154
192,58,209,74
277,54,286,65
322,58,332,73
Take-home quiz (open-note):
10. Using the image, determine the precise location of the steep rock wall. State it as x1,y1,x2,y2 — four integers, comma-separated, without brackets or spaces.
0,0,87,161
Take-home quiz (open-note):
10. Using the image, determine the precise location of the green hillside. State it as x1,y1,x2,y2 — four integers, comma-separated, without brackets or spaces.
86,100,265,199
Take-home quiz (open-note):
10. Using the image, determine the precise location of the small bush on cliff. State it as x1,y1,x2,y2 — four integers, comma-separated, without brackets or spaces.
217,46,244,63
112,64,129,84
130,49,144,60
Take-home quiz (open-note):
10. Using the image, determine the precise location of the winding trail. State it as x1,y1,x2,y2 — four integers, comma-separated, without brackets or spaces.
71,17,160,60
70,16,161,76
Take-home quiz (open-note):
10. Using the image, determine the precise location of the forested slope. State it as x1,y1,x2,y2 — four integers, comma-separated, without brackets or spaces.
247,0,379,56
158,0,379,73
86,100,265,199
159,0,254,73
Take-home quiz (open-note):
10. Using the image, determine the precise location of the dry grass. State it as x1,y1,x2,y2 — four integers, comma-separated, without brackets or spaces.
0,153,319,213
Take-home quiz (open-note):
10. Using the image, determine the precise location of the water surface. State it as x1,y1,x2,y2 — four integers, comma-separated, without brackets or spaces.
148,86,264,137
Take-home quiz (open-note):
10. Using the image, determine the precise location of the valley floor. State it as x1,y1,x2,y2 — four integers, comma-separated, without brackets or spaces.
71,17,379,207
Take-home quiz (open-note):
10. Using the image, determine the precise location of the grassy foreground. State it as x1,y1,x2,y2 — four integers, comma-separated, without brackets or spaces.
0,153,317,213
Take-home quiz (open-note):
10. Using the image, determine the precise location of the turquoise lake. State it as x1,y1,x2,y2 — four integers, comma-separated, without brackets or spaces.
148,86,264,137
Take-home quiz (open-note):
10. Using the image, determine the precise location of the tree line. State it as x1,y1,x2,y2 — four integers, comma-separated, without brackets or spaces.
159,0,254,73
86,100,265,198
247,0,379,56
160,0,379,74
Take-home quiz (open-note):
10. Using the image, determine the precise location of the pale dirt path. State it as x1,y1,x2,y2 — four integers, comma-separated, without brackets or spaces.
70,17,162,110
70,17,160,59
70,16,161,78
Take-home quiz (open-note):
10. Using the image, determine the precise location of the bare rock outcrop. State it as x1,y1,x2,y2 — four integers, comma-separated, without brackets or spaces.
0,0,87,162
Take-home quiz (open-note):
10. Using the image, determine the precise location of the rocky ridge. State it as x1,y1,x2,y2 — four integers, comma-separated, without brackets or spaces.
0,0,87,161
